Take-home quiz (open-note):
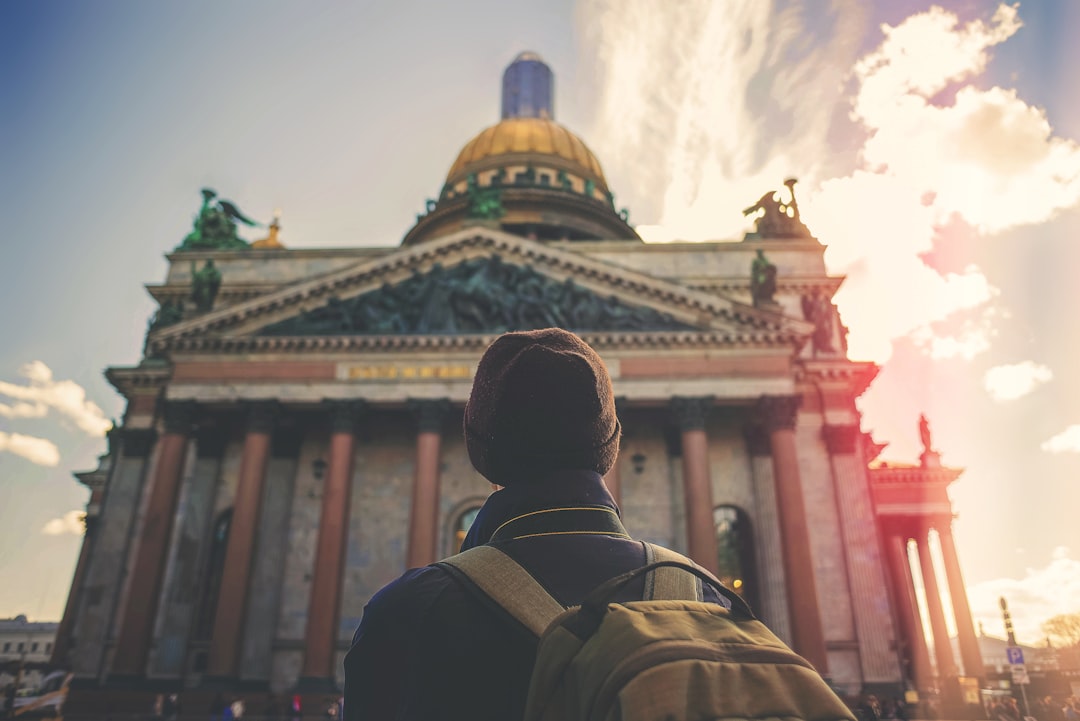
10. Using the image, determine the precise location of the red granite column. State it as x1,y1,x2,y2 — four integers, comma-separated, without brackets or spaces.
207,401,277,678
406,400,450,568
112,403,194,676
884,528,933,690
300,401,365,689
756,394,828,674
916,533,958,679
937,524,984,677
671,397,719,575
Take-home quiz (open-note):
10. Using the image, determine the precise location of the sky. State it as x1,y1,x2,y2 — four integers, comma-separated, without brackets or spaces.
1,1,1077,648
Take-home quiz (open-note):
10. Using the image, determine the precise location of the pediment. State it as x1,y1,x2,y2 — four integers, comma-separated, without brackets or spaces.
147,228,812,355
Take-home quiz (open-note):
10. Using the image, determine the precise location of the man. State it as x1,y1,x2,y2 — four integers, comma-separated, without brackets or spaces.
343,328,728,720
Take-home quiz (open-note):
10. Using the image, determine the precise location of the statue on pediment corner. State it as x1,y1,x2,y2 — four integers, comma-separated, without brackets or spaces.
742,178,812,239
800,291,837,355
191,259,222,313
176,188,258,251
750,249,778,308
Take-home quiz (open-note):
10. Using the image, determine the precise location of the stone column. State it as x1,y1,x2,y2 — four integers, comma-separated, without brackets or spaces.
756,395,828,674
406,399,450,569
300,401,365,689
744,423,791,642
671,397,719,575
111,402,195,677
916,534,958,679
937,524,984,677
884,529,933,690
823,423,902,682
207,401,277,678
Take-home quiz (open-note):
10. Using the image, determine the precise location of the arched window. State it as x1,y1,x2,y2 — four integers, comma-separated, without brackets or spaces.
193,509,231,641
454,506,482,553
714,505,758,610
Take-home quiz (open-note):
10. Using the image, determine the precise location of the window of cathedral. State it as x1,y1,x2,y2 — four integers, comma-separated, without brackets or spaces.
714,505,758,610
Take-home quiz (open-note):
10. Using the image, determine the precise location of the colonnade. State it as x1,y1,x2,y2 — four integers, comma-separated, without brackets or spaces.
103,392,832,686
881,520,983,690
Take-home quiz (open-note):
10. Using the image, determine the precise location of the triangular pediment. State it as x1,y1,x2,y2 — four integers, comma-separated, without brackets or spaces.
147,228,812,355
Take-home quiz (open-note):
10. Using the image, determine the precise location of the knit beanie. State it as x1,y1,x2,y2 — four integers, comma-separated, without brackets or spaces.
464,328,621,486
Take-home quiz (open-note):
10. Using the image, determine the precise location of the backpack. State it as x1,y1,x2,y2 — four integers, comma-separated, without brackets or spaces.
440,542,855,721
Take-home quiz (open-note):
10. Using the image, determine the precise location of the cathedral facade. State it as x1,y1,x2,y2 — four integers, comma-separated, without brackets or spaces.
55,54,982,709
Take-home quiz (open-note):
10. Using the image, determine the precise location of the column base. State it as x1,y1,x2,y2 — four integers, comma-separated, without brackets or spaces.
294,675,341,694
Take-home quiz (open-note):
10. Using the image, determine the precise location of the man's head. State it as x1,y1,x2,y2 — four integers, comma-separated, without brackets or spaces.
464,328,620,486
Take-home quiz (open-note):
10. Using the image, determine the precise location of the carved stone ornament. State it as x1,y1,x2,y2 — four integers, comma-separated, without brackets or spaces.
755,395,800,432
328,399,367,435
120,427,158,458
260,255,695,336
410,398,452,433
162,401,197,435
245,401,279,434
670,396,714,432
822,424,859,455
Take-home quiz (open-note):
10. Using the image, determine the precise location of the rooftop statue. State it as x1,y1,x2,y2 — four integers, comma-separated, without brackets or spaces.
743,178,812,239
191,259,222,313
919,413,934,455
176,188,258,251
750,248,778,308
465,173,505,220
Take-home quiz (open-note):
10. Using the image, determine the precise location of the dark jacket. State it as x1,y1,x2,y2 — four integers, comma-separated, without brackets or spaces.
343,470,728,721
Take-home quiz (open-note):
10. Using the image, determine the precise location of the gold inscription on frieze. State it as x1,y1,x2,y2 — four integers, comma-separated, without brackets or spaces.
346,364,472,381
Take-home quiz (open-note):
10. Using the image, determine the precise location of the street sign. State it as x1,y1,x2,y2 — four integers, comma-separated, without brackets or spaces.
1011,664,1030,685
1006,646,1025,665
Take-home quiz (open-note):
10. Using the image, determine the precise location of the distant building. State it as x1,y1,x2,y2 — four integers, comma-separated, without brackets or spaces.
57,52,984,713
0,615,58,690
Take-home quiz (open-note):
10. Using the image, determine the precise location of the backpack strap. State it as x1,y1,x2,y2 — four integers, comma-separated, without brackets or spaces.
438,545,565,637
643,543,704,601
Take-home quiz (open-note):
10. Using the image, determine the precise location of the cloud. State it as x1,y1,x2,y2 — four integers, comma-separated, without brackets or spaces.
966,547,1080,644
0,431,60,466
581,2,1080,364
983,361,1053,401
1041,425,1080,454
41,510,86,536
0,360,110,436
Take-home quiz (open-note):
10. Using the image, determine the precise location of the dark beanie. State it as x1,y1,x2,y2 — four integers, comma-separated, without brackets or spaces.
464,328,621,486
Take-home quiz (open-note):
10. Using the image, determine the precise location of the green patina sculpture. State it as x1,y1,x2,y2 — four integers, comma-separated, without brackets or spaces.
465,173,505,220
191,259,222,313
261,255,694,336
149,299,184,331
750,248,778,307
176,188,257,251
557,170,572,191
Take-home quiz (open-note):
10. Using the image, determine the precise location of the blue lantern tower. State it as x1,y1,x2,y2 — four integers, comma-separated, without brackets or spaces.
501,51,554,120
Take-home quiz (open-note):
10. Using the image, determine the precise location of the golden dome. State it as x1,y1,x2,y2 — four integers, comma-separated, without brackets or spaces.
445,117,608,191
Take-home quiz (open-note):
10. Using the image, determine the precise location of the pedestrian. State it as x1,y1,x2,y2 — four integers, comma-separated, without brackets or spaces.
343,328,737,720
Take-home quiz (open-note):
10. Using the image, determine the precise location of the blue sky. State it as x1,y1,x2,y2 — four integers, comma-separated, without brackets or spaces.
1,1,1077,644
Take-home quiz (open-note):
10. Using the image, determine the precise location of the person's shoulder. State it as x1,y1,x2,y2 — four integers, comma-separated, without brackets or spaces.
363,564,459,618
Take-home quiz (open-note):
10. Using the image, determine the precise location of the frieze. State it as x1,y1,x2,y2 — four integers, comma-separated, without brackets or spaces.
342,363,472,381
259,256,695,336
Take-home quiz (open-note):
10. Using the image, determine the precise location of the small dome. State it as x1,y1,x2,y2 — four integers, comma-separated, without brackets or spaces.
445,117,608,191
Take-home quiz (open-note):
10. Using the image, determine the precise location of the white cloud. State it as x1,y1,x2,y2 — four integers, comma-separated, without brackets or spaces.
0,360,110,436
1041,425,1080,454
0,431,60,466
41,510,85,536
983,361,1053,401
581,2,1080,364
966,547,1080,644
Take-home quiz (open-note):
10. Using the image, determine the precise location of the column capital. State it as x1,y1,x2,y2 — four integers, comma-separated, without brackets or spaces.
119,427,158,457
755,394,800,432
327,399,367,435
410,398,452,433
670,396,714,431
822,423,859,455
162,401,197,435
245,401,279,434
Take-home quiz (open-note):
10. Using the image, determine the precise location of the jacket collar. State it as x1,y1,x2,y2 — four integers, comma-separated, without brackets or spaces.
460,469,618,551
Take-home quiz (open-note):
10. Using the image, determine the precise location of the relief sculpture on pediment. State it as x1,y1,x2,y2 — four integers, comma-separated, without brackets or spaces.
260,255,694,336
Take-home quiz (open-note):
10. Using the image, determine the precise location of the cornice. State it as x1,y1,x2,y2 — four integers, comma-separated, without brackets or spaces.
795,359,880,397
868,465,964,486
161,328,807,356
684,275,844,296
148,229,816,355
105,364,172,396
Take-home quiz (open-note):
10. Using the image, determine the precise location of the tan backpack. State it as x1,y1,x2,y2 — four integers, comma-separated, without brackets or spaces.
441,543,855,721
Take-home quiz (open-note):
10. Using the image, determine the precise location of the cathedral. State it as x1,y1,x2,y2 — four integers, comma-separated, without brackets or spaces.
55,53,984,711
